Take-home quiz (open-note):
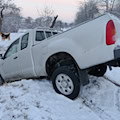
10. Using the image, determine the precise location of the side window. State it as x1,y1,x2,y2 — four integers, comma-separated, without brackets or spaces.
36,31,45,41
53,32,58,35
21,33,29,50
45,31,52,38
4,39,19,58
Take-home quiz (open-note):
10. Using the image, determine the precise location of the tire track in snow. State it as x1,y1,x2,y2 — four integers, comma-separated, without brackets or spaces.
80,76,118,120
103,76,120,87
104,76,120,112
115,89,120,112
81,96,115,120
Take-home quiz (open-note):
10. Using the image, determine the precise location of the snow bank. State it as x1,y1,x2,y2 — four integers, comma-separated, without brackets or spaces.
105,67,120,85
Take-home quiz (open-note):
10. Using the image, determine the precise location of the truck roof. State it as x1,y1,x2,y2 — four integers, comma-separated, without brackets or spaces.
19,27,61,33
35,27,61,32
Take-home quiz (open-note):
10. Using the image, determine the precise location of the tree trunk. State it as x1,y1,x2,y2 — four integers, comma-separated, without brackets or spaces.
106,0,109,11
0,19,2,31
0,6,5,32
111,0,116,11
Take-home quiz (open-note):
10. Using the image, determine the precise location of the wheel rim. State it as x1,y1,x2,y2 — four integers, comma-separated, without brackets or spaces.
55,74,74,95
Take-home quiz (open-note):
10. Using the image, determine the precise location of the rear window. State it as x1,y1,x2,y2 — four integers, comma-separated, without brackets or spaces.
36,31,45,41
45,31,52,38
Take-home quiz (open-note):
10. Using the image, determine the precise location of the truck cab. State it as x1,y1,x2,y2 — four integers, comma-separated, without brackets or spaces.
0,28,59,81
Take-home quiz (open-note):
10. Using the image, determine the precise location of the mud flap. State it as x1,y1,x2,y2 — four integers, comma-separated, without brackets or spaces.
78,69,89,86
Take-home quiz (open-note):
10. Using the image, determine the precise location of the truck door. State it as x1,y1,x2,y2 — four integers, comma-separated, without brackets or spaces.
18,33,36,78
1,38,22,81
31,30,49,76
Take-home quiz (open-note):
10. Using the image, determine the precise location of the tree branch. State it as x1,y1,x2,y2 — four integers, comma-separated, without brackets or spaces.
0,6,5,18
50,15,58,28
111,0,116,11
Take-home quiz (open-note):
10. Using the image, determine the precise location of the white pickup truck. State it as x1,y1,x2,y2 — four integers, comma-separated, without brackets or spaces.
0,13,120,99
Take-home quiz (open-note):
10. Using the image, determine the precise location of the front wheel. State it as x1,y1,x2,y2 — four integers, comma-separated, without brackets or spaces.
51,66,80,100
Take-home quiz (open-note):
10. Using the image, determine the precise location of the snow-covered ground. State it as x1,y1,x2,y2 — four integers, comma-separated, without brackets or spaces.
0,79,102,120
0,68,119,120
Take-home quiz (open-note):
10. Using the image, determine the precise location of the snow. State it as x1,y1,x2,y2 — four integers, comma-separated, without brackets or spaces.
105,67,120,85
82,76,120,120
0,79,101,120
0,68,119,120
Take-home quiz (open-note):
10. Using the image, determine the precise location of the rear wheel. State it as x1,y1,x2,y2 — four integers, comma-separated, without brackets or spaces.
51,66,80,100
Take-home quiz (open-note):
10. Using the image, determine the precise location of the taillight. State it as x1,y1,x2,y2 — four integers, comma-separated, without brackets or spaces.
106,20,116,45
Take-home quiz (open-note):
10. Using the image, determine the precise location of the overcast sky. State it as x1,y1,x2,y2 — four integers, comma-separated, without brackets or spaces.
14,0,80,23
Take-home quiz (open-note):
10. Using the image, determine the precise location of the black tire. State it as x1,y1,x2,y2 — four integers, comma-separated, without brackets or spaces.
51,66,80,100
88,65,107,77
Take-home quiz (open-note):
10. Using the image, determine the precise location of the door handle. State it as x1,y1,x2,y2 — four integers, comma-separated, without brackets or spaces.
13,56,18,59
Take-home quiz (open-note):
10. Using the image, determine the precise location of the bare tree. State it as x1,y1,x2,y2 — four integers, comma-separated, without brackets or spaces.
36,6,56,27
111,0,116,11
99,0,116,12
2,12,21,32
41,6,54,18
110,0,120,18
0,0,20,31
0,6,5,31
75,0,99,24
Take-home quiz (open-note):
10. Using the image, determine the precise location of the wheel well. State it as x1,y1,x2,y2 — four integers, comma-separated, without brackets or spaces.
46,52,78,77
